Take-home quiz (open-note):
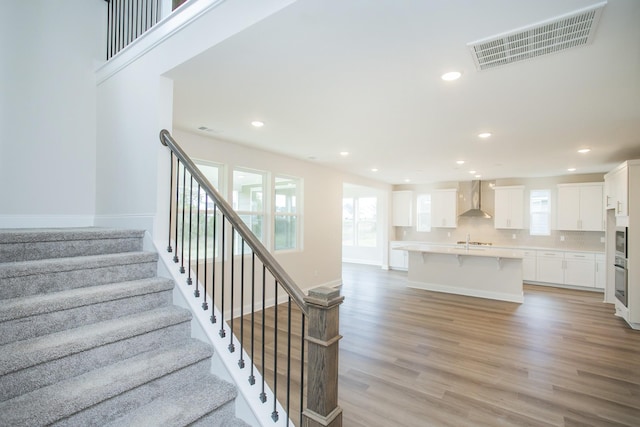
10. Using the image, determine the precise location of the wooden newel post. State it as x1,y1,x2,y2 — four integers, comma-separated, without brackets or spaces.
302,286,344,427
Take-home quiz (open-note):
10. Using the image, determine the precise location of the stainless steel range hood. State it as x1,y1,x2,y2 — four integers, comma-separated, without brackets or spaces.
459,180,492,218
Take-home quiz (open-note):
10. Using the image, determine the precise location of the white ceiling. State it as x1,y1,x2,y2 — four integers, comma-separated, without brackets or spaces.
167,0,640,185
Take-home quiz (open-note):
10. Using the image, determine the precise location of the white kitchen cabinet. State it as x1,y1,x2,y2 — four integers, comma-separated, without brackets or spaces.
536,251,565,284
431,189,457,228
595,254,606,289
604,163,628,218
536,250,600,288
494,186,524,229
564,252,596,288
556,183,603,231
522,250,537,282
392,191,413,227
389,242,408,270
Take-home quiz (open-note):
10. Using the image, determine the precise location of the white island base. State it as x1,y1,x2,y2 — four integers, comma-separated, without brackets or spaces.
402,245,524,303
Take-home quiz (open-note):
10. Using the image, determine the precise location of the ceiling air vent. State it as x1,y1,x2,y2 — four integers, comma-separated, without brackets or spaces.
468,1,606,71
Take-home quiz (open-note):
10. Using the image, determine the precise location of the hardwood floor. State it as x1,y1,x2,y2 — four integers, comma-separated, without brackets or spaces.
337,263,640,427
232,263,640,426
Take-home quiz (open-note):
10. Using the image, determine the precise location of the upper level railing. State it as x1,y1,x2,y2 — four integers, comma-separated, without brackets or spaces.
159,129,343,427
105,0,190,59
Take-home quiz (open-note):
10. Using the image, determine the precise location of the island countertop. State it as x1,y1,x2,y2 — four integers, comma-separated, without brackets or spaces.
396,243,525,260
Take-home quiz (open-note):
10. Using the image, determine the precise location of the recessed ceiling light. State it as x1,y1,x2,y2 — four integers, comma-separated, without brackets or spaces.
567,168,577,172
251,121,264,128
469,170,476,174
475,174,482,178
456,160,465,165
578,148,591,153
371,168,378,172
340,151,349,157
404,178,411,183
478,132,492,139
441,71,462,81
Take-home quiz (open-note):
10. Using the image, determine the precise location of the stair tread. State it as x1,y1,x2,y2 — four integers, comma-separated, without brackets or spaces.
0,277,174,322
0,227,145,244
0,305,192,375
0,340,214,427
103,375,237,427
0,251,158,279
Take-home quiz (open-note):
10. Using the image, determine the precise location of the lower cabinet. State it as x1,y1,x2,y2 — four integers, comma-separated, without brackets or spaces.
536,250,597,288
595,254,606,289
522,250,537,282
389,242,408,270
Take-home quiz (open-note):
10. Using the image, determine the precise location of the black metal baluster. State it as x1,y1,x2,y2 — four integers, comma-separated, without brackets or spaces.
219,215,226,338
260,265,267,403
202,194,209,311
194,183,201,296
173,159,180,263
211,205,217,324
179,163,186,273
186,174,193,283
238,239,245,368
272,281,279,422
249,251,256,385
286,296,292,426
300,314,305,427
229,228,235,352
167,151,174,253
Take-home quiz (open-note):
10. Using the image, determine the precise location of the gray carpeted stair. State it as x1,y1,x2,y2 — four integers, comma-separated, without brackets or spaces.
0,227,247,427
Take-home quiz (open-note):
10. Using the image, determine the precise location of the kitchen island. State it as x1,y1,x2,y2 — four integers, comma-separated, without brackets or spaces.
398,244,525,303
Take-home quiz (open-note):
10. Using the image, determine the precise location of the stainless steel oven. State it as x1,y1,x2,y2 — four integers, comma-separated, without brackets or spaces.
615,227,628,258
614,255,628,307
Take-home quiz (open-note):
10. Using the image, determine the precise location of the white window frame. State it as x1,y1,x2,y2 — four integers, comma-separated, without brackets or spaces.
416,194,432,232
273,175,302,252
530,189,551,236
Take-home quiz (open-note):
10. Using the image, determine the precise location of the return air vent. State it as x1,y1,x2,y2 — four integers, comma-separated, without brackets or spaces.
468,1,606,71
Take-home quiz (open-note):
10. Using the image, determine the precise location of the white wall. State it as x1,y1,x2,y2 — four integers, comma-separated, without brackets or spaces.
93,0,298,237
0,0,105,227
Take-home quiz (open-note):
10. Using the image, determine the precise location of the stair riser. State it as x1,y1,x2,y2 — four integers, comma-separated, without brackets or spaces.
0,321,191,402
0,262,157,299
50,359,213,427
0,289,173,346
0,238,143,263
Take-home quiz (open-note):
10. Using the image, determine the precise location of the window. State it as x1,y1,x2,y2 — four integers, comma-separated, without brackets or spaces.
530,189,551,235
416,194,431,232
274,176,300,251
194,160,221,192
233,169,265,244
342,196,377,247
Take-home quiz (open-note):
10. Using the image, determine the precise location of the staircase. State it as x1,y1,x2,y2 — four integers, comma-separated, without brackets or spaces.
0,228,250,427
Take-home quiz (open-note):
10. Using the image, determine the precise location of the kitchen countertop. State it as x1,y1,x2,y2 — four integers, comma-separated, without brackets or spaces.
391,241,603,255
397,243,525,259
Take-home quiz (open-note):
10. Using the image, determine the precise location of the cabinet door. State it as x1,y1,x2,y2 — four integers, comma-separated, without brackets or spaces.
508,188,524,229
392,191,413,226
557,186,580,230
431,190,457,228
615,166,628,217
579,184,603,231
564,253,595,287
493,188,511,229
537,252,564,284
522,251,536,282
389,248,408,270
595,255,606,289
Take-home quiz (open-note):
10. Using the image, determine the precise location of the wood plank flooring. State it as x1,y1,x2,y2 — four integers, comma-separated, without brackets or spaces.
232,263,640,426
337,263,640,427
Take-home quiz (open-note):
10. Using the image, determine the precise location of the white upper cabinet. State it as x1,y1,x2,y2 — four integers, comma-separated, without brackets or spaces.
494,186,524,229
392,191,413,226
431,189,457,228
556,183,604,231
605,163,628,217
